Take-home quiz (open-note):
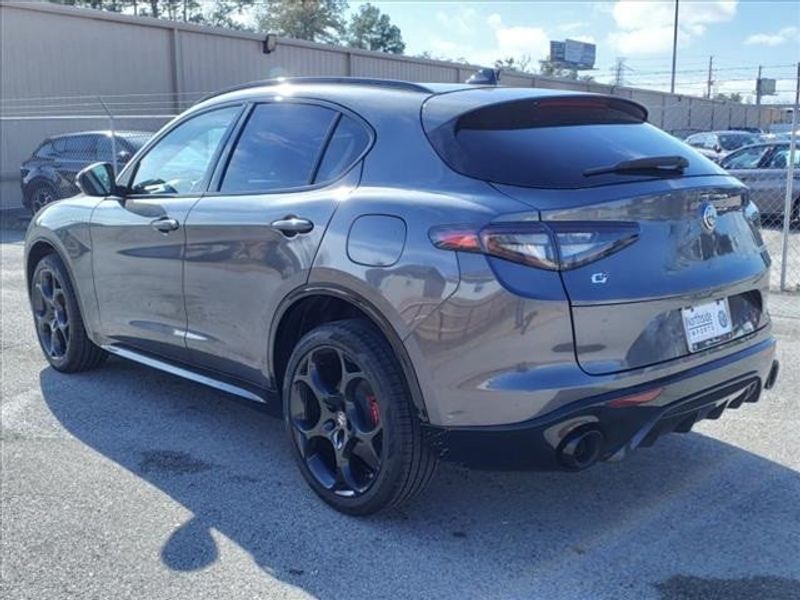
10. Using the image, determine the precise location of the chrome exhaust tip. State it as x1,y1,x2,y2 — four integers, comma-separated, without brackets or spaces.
557,428,605,471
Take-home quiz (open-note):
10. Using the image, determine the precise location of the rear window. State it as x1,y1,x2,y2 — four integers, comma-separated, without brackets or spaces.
425,96,722,189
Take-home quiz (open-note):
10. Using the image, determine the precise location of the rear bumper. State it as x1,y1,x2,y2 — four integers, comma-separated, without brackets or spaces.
423,337,778,470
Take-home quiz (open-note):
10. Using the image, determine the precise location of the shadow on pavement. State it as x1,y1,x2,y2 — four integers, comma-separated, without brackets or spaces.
40,358,800,599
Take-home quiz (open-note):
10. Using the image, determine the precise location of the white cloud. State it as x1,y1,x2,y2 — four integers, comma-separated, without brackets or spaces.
486,14,550,63
607,0,737,55
745,26,799,46
435,7,478,36
558,21,588,33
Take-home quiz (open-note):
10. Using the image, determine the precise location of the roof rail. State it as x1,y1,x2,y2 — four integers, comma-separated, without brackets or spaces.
199,77,434,103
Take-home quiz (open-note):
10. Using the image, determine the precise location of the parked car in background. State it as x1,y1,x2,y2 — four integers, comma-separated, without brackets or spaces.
685,130,760,163
729,126,763,135
25,78,779,515
721,142,800,224
20,130,152,213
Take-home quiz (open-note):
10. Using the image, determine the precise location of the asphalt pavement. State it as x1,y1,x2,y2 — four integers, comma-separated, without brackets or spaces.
2,225,799,600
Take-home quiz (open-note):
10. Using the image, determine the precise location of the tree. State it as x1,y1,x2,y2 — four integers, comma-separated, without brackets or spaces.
206,0,256,30
257,0,348,44
714,92,743,103
346,3,404,54
494,55,532,73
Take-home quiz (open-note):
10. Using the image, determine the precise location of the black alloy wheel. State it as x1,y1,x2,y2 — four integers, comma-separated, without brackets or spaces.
32,262,71,360
30,184,57,213
30,254,107,372
289,346,384,496
283,319,436,515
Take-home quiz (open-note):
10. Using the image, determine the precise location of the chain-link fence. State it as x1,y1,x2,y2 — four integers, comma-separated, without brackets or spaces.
661,100,799,315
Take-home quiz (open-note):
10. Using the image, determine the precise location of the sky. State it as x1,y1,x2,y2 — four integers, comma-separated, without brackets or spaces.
349,0,800,103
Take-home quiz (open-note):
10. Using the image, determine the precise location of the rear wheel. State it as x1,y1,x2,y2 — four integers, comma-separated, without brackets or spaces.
282,319,436,515
30,254,107,372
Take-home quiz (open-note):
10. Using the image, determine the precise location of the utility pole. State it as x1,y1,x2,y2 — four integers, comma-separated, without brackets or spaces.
670,0,679,93
756,65,763,106
613,58,627,88
779,62,800,292
706,56,714,99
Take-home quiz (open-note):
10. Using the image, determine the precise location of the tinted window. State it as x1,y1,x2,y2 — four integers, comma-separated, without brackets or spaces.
426,98,720,189
721,145,770,169
51,138,66,153
315,115,370,183
719,133,758,151
63,135,95,160
766,146,800,169
221,103,336,193
131,106,240,195
96,135,114,161
35,142,56,158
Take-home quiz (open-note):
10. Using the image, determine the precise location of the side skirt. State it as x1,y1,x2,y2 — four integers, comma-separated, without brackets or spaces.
102,344,273,406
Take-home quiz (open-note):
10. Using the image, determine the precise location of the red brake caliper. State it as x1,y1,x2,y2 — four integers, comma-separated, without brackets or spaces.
367,394,380,426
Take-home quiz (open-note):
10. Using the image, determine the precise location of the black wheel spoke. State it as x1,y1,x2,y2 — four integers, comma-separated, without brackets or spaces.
351,438,381,471
32,267,69,360
289,344,384,498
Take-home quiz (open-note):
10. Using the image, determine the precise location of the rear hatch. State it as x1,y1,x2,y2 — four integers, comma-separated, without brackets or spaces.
423,89,771,375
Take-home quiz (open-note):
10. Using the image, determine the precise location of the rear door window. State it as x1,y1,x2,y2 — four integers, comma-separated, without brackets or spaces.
220,103,337,193
425,96,721,189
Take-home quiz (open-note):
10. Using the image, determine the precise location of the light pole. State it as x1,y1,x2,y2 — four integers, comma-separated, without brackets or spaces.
670,0,679,94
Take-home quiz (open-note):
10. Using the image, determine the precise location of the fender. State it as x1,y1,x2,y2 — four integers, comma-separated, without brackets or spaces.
268,283,430,421
24,198,105,344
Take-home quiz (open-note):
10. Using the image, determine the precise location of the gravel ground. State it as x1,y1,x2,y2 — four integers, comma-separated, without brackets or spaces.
2,226,799,600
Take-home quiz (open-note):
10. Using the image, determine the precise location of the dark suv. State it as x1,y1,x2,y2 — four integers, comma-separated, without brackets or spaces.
25,78,779,515
20,130,152,213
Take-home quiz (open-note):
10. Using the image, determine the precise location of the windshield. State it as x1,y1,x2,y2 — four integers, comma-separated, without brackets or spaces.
122,133,153,152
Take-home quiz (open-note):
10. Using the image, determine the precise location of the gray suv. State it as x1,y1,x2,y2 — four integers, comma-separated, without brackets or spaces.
25,78,780,515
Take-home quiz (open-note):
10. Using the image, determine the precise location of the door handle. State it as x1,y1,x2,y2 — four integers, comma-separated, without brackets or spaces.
271,216,314,237
151,216,180,233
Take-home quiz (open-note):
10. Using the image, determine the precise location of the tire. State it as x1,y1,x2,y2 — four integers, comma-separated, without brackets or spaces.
30,253,107,373
27,182,59,214
282,319,436,515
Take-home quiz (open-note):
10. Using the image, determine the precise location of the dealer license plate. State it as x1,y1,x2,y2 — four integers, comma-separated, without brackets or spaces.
681,298,733,353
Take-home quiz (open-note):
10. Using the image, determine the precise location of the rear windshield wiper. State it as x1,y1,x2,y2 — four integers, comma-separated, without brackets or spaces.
584,155,689,177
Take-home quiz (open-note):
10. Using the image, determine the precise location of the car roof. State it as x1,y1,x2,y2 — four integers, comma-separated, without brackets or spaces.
192,77,641,128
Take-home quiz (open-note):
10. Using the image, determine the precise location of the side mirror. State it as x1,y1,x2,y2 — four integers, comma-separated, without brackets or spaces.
76,162,120,197
714,144,723,153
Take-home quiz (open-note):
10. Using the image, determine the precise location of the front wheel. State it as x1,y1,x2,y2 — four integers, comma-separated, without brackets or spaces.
28,182,59,214
282,319,436,515
30,253,107,372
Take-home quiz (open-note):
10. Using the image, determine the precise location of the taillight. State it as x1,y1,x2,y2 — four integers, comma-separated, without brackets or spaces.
430,221,639,271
